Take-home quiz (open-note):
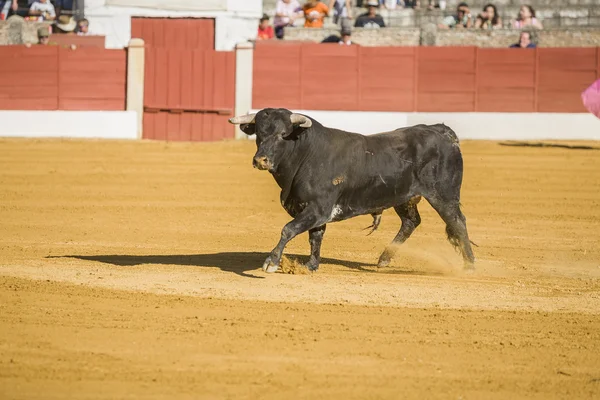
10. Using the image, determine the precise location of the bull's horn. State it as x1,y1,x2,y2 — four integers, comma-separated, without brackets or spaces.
290,113,312,128
229,113,256,125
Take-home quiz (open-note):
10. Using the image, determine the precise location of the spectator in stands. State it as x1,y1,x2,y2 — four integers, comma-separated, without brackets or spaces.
303,0,329,28
355,1,385,28
37,25,50,45
439,2,473,29
0,0,17,20
257,14,275,40
474,3,502,29
339,25,353,45
274,0,302,39
512,5,543,29
329,0,353,25
29,0,56,21
55,15,76,34
321,23,353,45
509,30,537,48
76,18,90,35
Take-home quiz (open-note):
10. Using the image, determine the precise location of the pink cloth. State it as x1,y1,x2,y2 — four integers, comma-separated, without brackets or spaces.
582,79,600,119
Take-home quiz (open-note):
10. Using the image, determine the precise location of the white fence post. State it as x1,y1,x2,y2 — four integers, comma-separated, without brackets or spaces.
126,38,145,140
234,41,254,140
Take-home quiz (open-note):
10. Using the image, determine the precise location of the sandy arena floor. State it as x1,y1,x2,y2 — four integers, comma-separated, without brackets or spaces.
0,138,599,399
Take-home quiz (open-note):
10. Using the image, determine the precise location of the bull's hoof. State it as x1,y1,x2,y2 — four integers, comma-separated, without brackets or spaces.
306,260,319,272
265,264,280,273
463,262,475,273
262,258,280,273
377,252,392,268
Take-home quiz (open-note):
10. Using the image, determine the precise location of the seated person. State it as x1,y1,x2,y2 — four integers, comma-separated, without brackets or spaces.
512,5,543,30
274,0,302,39
257,14,274,40
55,15,77,34
474,3,503,29
303,0,329,28
321,25,353,45
76,18,91,35
28,0,56,21
439,2,473,29
355,0,385,28
509,30,537,48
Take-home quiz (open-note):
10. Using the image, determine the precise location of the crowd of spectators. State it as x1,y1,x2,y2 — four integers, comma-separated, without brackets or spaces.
257,0,547,48
438,2,542,30
1,0,91,45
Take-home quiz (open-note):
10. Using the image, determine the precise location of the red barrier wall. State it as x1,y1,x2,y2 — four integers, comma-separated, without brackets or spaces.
131,18,215,51
0,46,126,111
132,17,235,142
253,43,600,113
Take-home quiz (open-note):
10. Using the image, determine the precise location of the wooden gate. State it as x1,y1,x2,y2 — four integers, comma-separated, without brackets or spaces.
131,18,235,141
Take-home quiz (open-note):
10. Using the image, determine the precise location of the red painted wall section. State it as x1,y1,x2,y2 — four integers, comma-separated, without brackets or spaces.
477,48,536,112
417,47,476,112
537,48,596,112
301,44,359,110
253,43,598,113
359,47,416,112
142,48,235,141
252,42,302,110
597,47,600,80
132,17,235,142
131,18,215,50
0,46,126,111
0,46,59,110
58,47,127,111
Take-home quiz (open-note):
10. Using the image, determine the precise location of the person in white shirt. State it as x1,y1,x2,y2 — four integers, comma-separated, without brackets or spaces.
29,0,56,21
273,0,302,39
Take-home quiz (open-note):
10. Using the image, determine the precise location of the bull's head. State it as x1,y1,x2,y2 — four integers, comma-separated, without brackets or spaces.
229,108,312,172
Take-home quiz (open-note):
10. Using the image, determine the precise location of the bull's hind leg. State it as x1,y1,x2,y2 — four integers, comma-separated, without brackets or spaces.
306,225,327,272
378,196,422,268
427,199,475,270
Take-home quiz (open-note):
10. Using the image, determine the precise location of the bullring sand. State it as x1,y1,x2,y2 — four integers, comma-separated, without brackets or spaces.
0,138,599,399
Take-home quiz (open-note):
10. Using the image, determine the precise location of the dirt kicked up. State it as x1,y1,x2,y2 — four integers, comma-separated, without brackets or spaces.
1,138,599,399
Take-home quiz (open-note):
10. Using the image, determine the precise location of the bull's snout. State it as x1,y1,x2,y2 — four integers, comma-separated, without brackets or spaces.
253,156,272,171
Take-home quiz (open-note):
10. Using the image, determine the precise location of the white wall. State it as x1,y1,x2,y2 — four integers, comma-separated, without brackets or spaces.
227,0,262,13
85,0,262,50
0,111,138,140
215,16,258,51
248,110,600,141
105,0,228,11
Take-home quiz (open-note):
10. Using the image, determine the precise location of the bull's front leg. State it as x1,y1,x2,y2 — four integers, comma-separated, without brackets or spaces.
262,207,329,273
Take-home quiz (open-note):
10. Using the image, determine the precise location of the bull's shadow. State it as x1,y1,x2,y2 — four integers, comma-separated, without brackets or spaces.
47,252,378,279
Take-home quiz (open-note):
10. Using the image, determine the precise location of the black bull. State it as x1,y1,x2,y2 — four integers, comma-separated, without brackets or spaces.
229,108,475,273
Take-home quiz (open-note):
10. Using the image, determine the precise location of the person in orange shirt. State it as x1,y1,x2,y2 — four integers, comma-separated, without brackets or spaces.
303,0,329,28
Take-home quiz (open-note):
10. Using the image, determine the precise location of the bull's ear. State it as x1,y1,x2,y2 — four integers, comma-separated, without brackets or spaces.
229,113,257,135
282,113,312,139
